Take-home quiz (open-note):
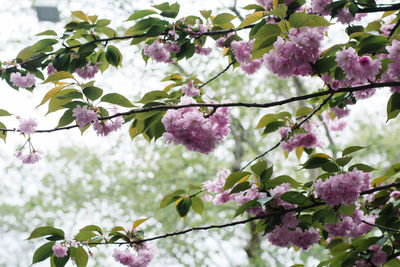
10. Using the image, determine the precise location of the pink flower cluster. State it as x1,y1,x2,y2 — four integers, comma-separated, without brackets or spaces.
335,47,381,99
47,63,57,75
324,207,375,238
75,63,99,79
73,105,98,128
312,0,366,23
257,0,294,11
187,19,208,36
52,243,68,258
182,80,200,97
113,243,156,267
266,212,320,250
144,40,180,63
264,27,325,78
231,40,263,75
18,118,37,135
280,123,319,152
161,96,229,154
314,168,371,206
369,245,387,266
382,40,400,93
72,105,123,136
92,117,123,137
15,150,41,164
323,111,346,132
195,45,212,56
269,183,296,209
10,72,36,88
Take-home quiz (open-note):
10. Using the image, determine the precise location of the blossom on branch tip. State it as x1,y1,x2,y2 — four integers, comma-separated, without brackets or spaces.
10,72,35,88
92,117,123,137
195,45,212,56
75,63,99,79
16,150,42,164
52,243,68,258
143,41,171,63
18,118,37,135
72,105,98,128
181,80,200,97
47,63,57,75
113,243,156,267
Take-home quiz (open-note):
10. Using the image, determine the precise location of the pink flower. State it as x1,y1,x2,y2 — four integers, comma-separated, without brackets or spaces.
312,0,332,15
72,105,98,128
10,72,36,88
331,107,350,118
369,245,387,266
18,118,37,135
241,59,263,75
164,42,180,54
92,117,123,137
391,191,400,199
161,96,229,154
113,249,137,266
231,41,254,64
182,80,200,97
315,168,370,206
52,243,68,258
203,169,230,194
195,45,212,56
75,63,99,79
47,63,57,75
16,151,42,164
143,41,171,63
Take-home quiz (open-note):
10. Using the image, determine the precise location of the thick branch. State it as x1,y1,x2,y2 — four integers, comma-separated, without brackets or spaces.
1,82,399,134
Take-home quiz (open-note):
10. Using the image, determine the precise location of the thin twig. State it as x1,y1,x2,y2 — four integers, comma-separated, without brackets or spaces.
361,220,400,233
240,92,335,171
389,19,400,38
86,182,400,245
199,61,235,89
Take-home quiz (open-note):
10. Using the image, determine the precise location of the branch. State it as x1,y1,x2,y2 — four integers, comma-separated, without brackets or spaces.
361,220,400,233
240,92,335,171
1,82,399,134
89,182,400,245
199,61,235,89
358,3,400,13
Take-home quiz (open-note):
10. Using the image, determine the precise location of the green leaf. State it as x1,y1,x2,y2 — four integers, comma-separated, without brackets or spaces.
357,35,389,54
51,254,69,267
32,241,56,263
28,226,65,240
223,172,251,191
153,2,180,18
191,197,204,215
159,190,185,208
280,191,312,205
342,146,365,156
296,106,313,117
213,13,236,25
72,10,89,22
16,46,35,61
138,91,169,104
266,4,287,17
336,156,353,166
251,160,268,176
176,198,191,217
256,114,276,129
289,12,332,28
265,175,301,189
387,92,400,121
132,218,149,230
263,120,286,135
47,89,76,115
238,11,265,29
0,122,7,142
254,24,281,40
0,109,11,116
69,246,88,267
83,86,103,101
57,109,75,127
32,39,58,52
321,161,340,172
127,9,158,21
233,199,260,218
302,157,331,169
101,93,134,107
339,204,355,216
230,181,251,194
95,19,111,27
43,71,74,84
348,164,376,172
200,10,212,19
36,30,58,36
385,163,400,176
106,45,122,67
